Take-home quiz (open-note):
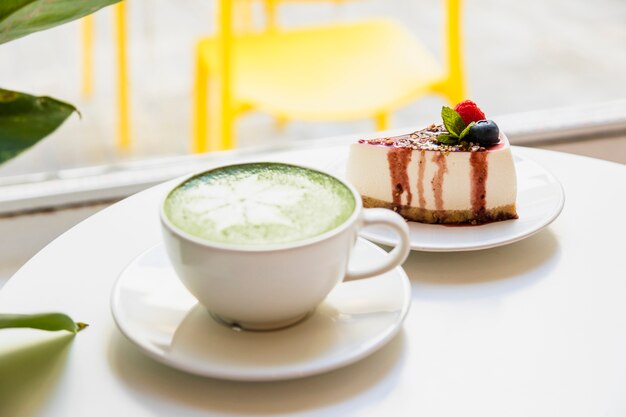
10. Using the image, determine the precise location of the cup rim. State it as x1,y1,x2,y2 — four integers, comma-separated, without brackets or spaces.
160,161,363,253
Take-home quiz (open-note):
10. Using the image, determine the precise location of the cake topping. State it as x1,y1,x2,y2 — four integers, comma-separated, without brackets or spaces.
438,106,475,145
436,101,501,149
468,120,500,147
357,100,501,152
454,100,487,124
358,124,485,152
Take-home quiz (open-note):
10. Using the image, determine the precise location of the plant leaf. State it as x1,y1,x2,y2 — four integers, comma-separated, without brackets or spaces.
0,0,121,45
0,313,88,334
459,121,475,139
441,106,466,137
0,88,77,165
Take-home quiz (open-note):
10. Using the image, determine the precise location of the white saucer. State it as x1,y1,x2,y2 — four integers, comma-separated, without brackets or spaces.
110,238,411,381
355,152,565,252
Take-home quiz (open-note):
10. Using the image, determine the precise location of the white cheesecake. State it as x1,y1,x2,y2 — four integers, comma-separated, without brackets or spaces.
346,124,518,224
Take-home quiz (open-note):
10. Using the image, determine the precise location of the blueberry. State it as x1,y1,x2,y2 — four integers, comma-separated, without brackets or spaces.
468,120,500,147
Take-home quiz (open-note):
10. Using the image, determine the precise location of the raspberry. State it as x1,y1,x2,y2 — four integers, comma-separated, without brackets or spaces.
454,100,486,124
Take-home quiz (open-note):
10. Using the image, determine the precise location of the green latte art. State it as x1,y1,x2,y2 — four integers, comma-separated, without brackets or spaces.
164,163,356,246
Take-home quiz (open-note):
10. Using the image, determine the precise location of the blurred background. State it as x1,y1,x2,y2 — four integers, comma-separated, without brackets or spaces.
0,0,625,285
0,0,625,179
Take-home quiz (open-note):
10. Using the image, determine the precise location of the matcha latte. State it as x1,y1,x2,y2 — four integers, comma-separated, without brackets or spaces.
163,163,356,246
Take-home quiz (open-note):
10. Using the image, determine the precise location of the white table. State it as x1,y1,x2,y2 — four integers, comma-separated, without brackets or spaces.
1,144,626,417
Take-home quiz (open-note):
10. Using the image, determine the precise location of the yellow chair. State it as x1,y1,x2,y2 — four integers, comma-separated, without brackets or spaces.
81,3,131,151
193,0,465,153
79,0,282,152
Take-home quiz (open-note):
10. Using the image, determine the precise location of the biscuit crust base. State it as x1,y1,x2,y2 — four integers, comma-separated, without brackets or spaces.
362,196,518,225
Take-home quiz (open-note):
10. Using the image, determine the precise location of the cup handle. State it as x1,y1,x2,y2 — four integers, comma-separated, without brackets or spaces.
344,208,411,281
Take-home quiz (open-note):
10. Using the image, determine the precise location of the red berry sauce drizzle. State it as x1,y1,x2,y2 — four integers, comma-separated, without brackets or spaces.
431,152,448,211
361,126,495,219
417,151,426,208
469,151,488,217
387,148,412,207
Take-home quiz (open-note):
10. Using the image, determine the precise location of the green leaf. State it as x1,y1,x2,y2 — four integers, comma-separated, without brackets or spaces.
0,313,87,334
441,106,467,137
0,88,77,165
436,133,458,145
459,121,475,139
0,0,121,45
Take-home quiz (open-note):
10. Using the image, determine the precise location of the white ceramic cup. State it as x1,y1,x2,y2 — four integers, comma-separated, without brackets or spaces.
160,163,410,331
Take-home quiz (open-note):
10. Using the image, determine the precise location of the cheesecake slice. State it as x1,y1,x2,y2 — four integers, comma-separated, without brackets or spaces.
346,123,518,224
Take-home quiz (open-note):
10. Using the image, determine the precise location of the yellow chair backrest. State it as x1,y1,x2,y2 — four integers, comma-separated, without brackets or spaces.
193,0,465,152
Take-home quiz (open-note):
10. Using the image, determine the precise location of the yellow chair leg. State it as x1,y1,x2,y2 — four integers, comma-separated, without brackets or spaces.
114,2,131,151
374,112,390,131
274,115,289,131
193,46,209,154
218,0,235,151
444,0,465,104
265,0,279,32
81,15,94,97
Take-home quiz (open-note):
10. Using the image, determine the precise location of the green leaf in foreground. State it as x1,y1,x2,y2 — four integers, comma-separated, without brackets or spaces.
0,0,121,45
0,313,88,334
0,88,77,165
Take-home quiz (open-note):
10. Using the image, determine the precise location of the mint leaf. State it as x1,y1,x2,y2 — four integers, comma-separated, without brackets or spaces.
459,121,475,140
437,133,458,145
441,106,466,137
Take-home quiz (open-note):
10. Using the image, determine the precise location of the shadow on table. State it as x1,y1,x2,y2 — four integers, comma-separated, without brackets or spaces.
405,229,561,299
108,328,407,415
0,332,74,417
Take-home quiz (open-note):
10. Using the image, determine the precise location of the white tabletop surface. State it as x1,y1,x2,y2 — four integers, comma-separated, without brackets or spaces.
1,144,626,417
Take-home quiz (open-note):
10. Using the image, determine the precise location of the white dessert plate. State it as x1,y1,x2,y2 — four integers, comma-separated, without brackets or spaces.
332,152,565,252
110,238,411,381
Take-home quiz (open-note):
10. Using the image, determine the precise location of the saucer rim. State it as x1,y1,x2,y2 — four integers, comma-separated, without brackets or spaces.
110,238,412,381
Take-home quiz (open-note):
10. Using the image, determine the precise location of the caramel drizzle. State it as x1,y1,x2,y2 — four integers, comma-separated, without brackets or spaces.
387,148,412,207
417,151,426,209
470,152,489,215
431,153,448,211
